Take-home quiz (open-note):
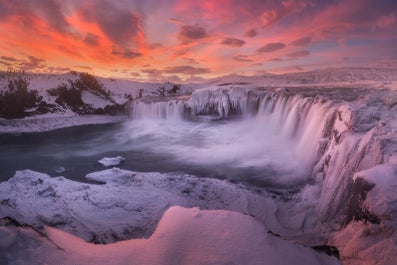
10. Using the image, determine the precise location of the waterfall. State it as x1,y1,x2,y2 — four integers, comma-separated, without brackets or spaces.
188,86,248,118
128,86,386,224
130,100,186,120
255,94,333,174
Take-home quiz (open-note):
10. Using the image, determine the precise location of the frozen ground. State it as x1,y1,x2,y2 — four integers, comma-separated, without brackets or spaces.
0,206,340,265
1,66,397,264
0,115,127,133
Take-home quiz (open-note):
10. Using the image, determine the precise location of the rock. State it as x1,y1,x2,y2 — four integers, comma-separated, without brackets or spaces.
312,245,340,259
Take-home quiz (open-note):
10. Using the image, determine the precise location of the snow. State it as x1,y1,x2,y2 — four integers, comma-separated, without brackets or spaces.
353,164,397,221
0,206,340,265
98,156,125,167
0,169,282,243
81,90,112,109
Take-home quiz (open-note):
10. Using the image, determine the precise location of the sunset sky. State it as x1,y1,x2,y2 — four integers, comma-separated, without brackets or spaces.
0,0,396,81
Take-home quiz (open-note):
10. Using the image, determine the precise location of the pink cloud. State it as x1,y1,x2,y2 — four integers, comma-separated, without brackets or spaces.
244,28,258,38
289,36,312,47
373,13,396,29
257,43,286,53
221,37,246,47
178,24,209,43
262,0,309,28
285,50,310,59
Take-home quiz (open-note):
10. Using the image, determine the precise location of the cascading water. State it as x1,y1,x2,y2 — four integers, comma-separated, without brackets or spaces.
127,87,336,190
130,100,186,120
127,86,388,230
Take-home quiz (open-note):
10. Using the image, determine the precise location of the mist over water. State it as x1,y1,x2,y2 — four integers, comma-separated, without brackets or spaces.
0,93,330,191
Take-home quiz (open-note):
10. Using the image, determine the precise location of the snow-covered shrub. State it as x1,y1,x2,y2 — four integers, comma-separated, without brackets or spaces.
0,77,42,118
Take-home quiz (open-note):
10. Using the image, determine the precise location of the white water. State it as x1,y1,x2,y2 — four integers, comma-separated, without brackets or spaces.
131,100,185,120
127,89,333,187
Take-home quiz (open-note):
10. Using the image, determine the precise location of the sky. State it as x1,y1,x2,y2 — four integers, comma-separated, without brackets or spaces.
0,0,396,81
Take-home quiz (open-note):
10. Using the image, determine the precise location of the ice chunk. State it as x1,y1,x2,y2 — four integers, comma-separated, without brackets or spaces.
98,156,125,167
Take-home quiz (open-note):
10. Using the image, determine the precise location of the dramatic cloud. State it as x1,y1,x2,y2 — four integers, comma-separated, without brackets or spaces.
244,28,258,38
221,38,246,47
91,1,144,47
163,65,211,75
29,0,71,33
289,36,312,47
257,43,286,53
178,24,208,43
0,0,396,79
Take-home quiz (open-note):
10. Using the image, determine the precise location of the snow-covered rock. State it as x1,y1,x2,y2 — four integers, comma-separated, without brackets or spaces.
98,156,125,167
0,206,341,265
0,169,280,243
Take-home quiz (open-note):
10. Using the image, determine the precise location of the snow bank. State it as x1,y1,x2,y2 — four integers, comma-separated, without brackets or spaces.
0,169,281,243
0,115,127,133
327,164,397,265
0,206,340,265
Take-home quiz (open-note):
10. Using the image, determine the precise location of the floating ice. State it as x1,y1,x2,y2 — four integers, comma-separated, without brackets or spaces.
98,156,125,167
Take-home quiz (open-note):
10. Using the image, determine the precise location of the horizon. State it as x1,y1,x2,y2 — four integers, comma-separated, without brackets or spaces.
0,0,396,82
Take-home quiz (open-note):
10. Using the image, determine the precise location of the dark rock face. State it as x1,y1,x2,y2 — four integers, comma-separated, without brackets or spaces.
345,177,380,225
311,245,340,260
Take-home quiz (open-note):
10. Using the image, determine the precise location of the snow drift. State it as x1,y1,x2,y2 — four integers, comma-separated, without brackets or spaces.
0,206,340,265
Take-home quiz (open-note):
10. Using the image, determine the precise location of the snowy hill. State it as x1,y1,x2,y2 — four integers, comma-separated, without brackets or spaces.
0,71,197,120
